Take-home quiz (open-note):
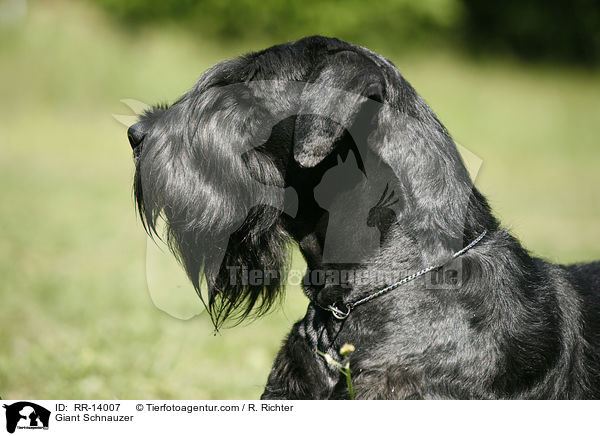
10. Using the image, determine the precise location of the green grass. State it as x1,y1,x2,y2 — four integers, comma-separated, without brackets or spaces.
0,1,598,399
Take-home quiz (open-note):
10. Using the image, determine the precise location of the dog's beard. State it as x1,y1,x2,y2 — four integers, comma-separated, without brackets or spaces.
133,131,290,329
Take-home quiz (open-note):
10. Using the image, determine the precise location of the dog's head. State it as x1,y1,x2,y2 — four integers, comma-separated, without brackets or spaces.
129,36,481,327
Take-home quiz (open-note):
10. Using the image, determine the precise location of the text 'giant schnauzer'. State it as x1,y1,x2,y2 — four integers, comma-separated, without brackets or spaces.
128,36,600,399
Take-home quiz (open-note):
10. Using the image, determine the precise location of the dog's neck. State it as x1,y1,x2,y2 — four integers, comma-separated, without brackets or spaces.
276,103,501,311
287,180,499,310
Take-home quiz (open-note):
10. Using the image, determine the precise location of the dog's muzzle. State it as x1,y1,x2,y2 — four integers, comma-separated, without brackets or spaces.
127,122,145,151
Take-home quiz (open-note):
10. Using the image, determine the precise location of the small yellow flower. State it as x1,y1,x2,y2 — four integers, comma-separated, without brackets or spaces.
320,352,340,368
340,343,355,356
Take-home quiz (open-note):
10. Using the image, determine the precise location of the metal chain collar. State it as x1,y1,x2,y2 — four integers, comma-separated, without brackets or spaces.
324,230,488,320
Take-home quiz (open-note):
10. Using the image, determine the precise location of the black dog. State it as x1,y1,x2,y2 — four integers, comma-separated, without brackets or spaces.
128,36,600,399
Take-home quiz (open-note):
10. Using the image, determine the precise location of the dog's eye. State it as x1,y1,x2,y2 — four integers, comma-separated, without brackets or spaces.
366,85,384,104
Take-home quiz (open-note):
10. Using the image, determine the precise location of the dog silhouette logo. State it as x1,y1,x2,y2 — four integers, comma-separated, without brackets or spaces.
2,402,50,433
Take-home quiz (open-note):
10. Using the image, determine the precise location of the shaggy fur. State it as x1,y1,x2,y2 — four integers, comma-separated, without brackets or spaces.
128,36,600,399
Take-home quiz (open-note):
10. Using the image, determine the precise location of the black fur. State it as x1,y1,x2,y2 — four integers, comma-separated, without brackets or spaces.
129,36,600,399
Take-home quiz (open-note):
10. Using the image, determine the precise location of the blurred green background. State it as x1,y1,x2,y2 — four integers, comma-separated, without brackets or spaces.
0,0,598,399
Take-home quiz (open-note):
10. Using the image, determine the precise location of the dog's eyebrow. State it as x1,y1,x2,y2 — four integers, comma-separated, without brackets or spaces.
326,48,357,55
323,48,385,80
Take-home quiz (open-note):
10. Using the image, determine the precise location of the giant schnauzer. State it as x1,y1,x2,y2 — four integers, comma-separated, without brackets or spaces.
128,36,600,399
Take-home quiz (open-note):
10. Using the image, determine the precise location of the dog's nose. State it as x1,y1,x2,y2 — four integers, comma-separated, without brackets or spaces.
127,123,146,150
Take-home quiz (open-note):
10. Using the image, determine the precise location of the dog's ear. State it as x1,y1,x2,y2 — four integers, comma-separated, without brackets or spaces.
294,51,384,167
